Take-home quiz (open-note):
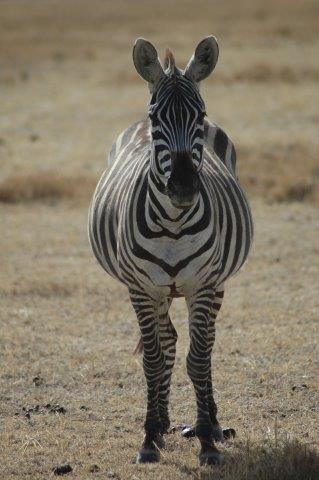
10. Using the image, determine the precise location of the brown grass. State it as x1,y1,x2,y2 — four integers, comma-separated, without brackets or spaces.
0,279,76,298
211,440,319,480
0,172,97,203
223,64,319,84
1,200,318,479
1,1,319,479
237,144,319,204
102,64,319,87
1,144,318,205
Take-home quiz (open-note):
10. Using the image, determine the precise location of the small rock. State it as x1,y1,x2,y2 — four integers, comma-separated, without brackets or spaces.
80,405,89,411
33,376,44,387
292,384,309,392
230,348,241,355
89,464,100,473
48,404,66,414
29,133,40,143
107,471,119,479
53,464,72,476
53,52,66,62
20,69,29,81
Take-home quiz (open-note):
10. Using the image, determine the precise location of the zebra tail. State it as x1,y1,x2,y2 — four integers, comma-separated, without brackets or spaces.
133,336,144,355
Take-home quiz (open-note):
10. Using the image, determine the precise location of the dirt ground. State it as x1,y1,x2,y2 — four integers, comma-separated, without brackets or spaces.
0,1,318,479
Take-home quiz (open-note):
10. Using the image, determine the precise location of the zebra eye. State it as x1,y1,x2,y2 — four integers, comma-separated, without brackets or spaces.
198,112,206,122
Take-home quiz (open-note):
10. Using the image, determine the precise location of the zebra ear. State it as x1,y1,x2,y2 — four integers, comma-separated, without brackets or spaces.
184,36,219,83
133,38,164,89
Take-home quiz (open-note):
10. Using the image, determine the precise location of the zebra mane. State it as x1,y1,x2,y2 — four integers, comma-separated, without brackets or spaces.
164,48,181,78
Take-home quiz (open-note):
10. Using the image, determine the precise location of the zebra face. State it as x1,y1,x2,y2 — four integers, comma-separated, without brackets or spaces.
148,76,205,208
133,36,219,209
148,75,206,172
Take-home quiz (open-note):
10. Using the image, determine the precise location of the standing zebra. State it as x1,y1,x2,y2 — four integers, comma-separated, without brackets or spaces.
88,36,253,466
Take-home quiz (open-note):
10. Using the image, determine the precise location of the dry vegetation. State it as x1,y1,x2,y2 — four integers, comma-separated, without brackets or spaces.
0,1,318,479
0,172,96,204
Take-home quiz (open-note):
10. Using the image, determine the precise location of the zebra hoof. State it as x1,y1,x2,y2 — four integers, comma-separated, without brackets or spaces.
181,424,235,442
212,425,236,442
136,446,160,464
212,424,225,443
181,425,196,438
222,427,236,440
199,449,221,466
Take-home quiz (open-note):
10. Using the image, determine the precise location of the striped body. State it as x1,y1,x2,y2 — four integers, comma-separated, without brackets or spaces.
88,36,254,465
89,119,253,299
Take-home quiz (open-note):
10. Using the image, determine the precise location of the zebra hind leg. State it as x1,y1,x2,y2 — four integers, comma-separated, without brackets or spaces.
130,291,166,463
157,298,177,435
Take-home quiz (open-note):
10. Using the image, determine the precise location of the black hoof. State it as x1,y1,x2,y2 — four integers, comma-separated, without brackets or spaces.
136,446,160,464
199,450,221,466
181,425,236,442
181,425,196,438
212,424,224,443
222,427,236,440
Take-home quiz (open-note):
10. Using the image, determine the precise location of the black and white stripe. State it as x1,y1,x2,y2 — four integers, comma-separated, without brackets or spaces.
88,37,253,465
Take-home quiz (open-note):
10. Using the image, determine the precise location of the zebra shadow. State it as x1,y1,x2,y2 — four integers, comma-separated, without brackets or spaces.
165,439,319,480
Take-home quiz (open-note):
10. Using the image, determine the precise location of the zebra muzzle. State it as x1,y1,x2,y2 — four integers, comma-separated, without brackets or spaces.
166,173,199,209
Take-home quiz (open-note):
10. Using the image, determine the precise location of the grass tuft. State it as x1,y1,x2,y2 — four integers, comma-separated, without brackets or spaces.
211,440,319,480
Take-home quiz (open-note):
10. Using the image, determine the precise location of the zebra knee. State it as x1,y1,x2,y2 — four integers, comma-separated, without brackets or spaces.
186,352,208,386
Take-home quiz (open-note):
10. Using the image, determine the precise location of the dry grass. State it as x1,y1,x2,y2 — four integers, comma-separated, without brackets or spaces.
1,143,318,205
1,1,319,479
212,440,319,480
0,172,96,203
237,144,319,204
221,64,319,84
1,200,318,479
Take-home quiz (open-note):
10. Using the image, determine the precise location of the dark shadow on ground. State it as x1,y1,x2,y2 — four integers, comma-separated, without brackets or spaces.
171,440,319,480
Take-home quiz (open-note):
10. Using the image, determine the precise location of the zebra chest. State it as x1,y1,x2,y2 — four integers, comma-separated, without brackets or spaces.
124,232,217,294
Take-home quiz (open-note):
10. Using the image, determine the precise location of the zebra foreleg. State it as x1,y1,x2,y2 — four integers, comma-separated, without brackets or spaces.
186,287,221,466
206,319,224,443
130,291,166,463
182,286,235,444
206,287,225,442
157,298,177,434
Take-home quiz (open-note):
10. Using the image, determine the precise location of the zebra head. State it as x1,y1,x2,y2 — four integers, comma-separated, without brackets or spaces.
133,36,219,209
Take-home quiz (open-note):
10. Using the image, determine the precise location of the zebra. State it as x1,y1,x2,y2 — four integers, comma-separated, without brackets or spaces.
88,36,253,466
